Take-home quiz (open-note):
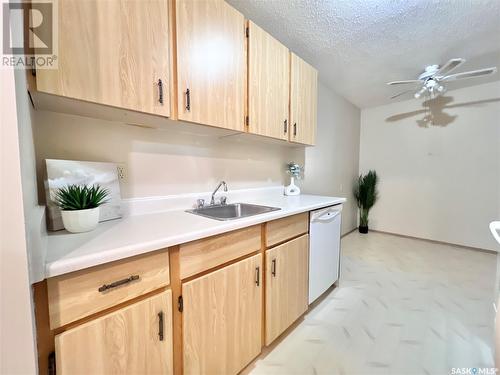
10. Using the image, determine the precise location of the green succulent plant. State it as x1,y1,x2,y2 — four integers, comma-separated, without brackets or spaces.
54,184,109,211
353,170,379,227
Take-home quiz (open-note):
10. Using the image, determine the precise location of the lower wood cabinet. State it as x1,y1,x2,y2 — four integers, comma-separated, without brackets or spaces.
182,254,263,375
55,290,173,375
266,234,309,345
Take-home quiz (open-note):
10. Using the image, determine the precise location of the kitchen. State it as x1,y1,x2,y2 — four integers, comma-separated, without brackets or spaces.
2,1,499,374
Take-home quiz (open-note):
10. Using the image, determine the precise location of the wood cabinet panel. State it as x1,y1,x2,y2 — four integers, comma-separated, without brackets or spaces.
266,235,309,345
35,0,171,117
266,212,309,248
248,21,289,140
180,225,261,279
55,290,173,375
290,53,318,145
47,249,170,329
183,254,262,375
176,0,245,130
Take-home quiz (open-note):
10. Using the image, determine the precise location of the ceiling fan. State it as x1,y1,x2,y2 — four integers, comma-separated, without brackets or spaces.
387,58,497,100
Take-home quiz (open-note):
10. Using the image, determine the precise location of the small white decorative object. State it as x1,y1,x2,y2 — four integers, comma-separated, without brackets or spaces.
61,207,100,233
285,162,303,196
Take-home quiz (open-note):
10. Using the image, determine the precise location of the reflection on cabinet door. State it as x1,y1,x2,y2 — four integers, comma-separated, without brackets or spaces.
290,53,318,145
183,254,262,375
55,291,173,375
266,235,309,345
35,0,171,117
248,21,289,140
176,0,246,131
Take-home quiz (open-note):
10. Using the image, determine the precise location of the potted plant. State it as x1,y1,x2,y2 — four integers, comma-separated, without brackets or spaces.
353,170,379,233
285,162,303,196
54,184,109,233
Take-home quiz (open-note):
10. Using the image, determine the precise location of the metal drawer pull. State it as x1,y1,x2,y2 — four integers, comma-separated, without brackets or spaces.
185,88,191,111
284,119,288,134
158,311,164,341
158,79,164,105
271,259,277,277
98,275,139,292
293,122,297,136
255,266,260,286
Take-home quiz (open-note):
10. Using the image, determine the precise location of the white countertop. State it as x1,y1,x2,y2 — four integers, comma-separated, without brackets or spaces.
45,193,346,278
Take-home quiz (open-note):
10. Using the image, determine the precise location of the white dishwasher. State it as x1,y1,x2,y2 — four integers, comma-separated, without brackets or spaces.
309,205,342,304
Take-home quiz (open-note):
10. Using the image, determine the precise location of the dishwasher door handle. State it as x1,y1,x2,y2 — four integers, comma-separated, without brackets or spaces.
311,210,341,223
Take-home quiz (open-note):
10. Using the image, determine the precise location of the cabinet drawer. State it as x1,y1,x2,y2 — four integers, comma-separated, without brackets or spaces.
266,212,309,247
47,249,170,329
179,225,261,279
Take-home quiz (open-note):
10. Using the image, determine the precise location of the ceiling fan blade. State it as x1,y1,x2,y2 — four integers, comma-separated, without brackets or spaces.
435,58,465,77
390,90,415,99
386,80,421,85
441,67,497,81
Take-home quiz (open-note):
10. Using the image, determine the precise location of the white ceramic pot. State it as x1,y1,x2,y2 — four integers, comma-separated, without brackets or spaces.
61,207,100,233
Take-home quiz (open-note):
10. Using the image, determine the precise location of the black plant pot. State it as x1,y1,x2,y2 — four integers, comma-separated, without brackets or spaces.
359,225,368,234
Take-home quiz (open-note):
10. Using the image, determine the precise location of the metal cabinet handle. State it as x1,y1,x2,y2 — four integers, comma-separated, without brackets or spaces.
158,79,163,105
98,275,139,292
185,88,191,111
284,119,288,134
255,266,260,286
271,259,277,277
158,311,164,341
293,122,297,136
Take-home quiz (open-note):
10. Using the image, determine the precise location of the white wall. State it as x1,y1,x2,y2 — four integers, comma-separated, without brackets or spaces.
32,83,360,235
0,54,38,375
360,81,500,251
32,111,305,200
302,82,361,234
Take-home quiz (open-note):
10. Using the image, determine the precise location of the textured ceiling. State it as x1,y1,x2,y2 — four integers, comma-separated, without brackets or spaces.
227,0,500,108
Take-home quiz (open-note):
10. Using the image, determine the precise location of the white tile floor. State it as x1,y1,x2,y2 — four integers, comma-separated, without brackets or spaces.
248,231,498,375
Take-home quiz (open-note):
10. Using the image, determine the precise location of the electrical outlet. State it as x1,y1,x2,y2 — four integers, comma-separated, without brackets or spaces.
117,165,127,182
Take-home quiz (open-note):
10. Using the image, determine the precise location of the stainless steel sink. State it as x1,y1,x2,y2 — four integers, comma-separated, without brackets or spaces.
186,203,280,221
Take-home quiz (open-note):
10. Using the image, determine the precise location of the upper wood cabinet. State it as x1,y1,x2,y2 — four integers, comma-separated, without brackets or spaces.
248,21,289,140
55,291,173,375
266,234,309,345
176,0,246,131
290,53,318,145
35,0,171,117
183,254,262,375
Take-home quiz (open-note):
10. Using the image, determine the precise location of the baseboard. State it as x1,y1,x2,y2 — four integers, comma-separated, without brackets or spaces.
370,229,497,255
341,227,357,238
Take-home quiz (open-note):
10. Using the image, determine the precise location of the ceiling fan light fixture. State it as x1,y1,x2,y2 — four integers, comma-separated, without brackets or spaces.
387,58,497,101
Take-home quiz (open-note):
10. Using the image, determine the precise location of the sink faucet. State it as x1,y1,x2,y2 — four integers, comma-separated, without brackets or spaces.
210,181,228,205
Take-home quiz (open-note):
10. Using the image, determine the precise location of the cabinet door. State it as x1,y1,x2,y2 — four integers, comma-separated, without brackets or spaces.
266,234,309,345
55,291,173,375
248,21,289,140
183,254,262,375
290,53,318,145
176,0,246,131
35,0,171,117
